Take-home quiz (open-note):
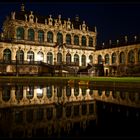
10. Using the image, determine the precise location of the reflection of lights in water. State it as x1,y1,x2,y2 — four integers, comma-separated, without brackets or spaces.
86,89,90,92
37,88,43,95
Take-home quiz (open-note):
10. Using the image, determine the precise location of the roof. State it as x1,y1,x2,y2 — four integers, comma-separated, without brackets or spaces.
14,9,94,31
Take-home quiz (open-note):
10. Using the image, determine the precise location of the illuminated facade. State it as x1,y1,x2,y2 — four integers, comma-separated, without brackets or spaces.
0,4,140,76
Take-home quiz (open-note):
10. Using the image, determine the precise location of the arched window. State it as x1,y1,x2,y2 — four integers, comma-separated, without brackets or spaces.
15,85,23,100
27,51,34,63
81,54,86,66
89,37,93,47
16,50,24,64
38,30,44,42
46,86,52,98
74,87,79,97
57,32,63,45
36,86,43,98
66,34,71,45
57,87,62,97
66,86,71,97
120,52,125,64
47,31,53,43
81,36,86,46
3,49,11,63
98,55,102,64
105,54,109,64
26,86,34,99
66,53,71,64
74,35,79,45
105,90,110,97
112,53,116,64
81,88,86,96
138,50,140,63
47,52,53,64
74,54,79,65
37,51,44,62
16,27,24,40
89,55,93,63
2,86,11,101
57,52,62,64
128,50,135,63
28,28,34,41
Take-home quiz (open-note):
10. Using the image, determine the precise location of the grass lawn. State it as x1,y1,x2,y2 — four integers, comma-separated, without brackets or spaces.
0,76,140,83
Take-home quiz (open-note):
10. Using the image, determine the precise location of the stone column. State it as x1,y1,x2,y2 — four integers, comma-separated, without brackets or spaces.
86,35,89,47
24,27,28,41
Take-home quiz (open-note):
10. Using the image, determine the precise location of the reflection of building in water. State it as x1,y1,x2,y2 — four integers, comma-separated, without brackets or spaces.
0,84,96,138
0,84,140,137
0,84,139,108
0,84,95,107
94,89,140,108
0,101,96,138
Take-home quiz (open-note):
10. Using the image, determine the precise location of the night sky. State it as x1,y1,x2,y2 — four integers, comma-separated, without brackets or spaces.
0,2,140,45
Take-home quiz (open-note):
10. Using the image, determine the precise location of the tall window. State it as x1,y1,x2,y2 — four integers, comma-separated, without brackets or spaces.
89,55,93,63
81,55,86,66
15,85,23,100
57,87,62,97
28,28,34,41
16,27,24,40
89,37,93,47
74,35,79,45
36,86,43,98
57,53,62,64
2,86,11,101
66,86,71,97
112,53,116,64
47,31,53,43
120,52,125,64
81,36,86,46
38,30,44,42
98,55,102,64
47,52,53,64
57,32,63,45
46,86,52,98
37,51,44,62
128,50,135,63
27,51,34,63
66,34,71,45
26,86,34,99
74,54,79,65
105,54,109,64
16,50,24,64
3,49,11,63
66,53,71,64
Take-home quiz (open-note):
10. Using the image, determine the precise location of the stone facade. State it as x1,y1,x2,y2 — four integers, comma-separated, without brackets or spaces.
0,4,140,76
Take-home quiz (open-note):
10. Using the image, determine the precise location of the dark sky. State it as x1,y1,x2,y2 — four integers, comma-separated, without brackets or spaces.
0,2,140,45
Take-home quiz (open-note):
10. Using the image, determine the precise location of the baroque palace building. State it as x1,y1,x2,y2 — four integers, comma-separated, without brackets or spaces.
0,4,140,76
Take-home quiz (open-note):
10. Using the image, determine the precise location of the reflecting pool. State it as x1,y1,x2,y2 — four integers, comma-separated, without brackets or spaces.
0,82,139,138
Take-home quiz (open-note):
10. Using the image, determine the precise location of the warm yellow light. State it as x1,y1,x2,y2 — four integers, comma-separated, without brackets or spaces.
37,54,43,61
